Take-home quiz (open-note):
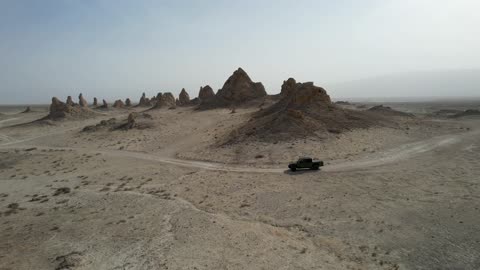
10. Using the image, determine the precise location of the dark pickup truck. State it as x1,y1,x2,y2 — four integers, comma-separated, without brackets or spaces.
288,157,324,171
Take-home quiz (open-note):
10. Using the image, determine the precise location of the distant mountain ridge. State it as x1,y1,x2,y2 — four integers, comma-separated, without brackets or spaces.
328,69,480,99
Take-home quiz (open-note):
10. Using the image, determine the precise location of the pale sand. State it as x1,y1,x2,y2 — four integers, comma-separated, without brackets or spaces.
0,103,479,269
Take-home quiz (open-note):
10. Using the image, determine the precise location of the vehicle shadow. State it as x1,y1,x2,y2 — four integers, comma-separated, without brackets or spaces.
283,169,321,175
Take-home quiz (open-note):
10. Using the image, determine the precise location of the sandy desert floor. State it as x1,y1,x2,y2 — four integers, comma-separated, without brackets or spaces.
0,102,480,270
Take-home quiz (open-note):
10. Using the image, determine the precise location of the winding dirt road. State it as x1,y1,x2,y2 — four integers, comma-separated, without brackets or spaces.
1,125,477,174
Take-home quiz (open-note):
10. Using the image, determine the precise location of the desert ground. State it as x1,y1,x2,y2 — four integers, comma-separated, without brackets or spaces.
1,99,480,270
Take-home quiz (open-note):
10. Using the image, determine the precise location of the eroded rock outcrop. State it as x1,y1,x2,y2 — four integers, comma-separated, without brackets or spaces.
215,68,266,105
78,93,88,107
198,68,266,109
125,98,132,107
66,96,75,106
178,88,191,106
49,97,71,119
83,112,153,132
93,97,98,107
113,99,125,108
137,92,152,107
198,85,215,103
152,92,176,109
126,113,136,129
226,78,376,142
46,96,95,120
99,99,108,109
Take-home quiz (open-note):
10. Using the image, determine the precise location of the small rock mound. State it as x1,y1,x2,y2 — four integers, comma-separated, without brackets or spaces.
83,113,153,132
335,101,351,105
82,118,117,132
450,109,480,118
21,106,32,113
125,98,132,107
226,78,378,142
93,97,98,107
113,99,125,108
368,105,414,117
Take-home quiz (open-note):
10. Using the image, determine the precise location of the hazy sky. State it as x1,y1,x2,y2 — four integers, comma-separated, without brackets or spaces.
1,0,479,104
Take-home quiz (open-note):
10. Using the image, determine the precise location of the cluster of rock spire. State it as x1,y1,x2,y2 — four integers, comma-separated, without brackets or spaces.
48,68,334,122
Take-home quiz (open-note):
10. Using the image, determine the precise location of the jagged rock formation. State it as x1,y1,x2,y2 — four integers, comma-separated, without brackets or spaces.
125,98,132,107
199,68,266,109
280,78,297,96
49,97,71,119
46,97,95,120
137,92,152,107
198,85,215,103
178,88,191,106
78,93,88,107
215,68,266,105
152,92,176,109
22,106,31,113
113,99,125,108
226,78,378,142
93,97,98,107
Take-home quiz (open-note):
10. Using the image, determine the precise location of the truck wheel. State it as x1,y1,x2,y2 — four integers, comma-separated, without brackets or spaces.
290,167,296,172
312,166,319,170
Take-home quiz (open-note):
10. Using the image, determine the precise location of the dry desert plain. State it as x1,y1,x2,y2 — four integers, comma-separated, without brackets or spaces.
0,99,480,270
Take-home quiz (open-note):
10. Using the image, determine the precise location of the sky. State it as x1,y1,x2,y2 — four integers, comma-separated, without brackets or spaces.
1,0,480,104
